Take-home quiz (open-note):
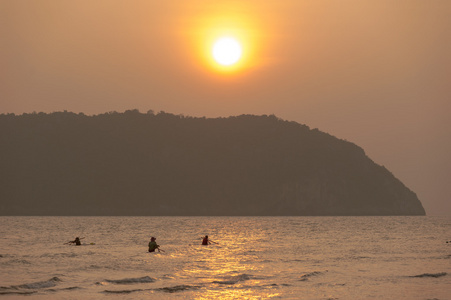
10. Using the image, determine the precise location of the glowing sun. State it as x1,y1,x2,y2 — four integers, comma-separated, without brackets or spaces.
212,37,242,66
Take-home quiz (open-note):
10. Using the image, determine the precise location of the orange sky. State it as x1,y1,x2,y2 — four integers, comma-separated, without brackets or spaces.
1,0,450,215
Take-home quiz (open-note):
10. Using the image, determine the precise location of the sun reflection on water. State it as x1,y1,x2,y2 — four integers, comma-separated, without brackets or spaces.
174,218,280,299
195,289,281,300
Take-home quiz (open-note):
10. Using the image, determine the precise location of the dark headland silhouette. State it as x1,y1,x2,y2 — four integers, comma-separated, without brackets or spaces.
0,110,425,216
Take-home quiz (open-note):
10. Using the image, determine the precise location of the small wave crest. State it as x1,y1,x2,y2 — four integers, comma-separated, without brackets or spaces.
299,271,325,281
0,277,62,291
212,274,253,285
0,290,37,295
104,285,199,294
104,288,145,294
3,258,32,265
0,277,62,295
46,286,81,292
409,272,447,278
18,277,62,289
105,276,155,285
157,284,200,293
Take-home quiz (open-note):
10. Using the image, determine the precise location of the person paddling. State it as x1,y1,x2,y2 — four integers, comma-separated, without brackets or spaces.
202,235,217,245
148,237,162,252
68,237,83,246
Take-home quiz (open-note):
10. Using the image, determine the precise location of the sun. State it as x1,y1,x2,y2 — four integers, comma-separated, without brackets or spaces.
189,10,264,74
212,37,242,66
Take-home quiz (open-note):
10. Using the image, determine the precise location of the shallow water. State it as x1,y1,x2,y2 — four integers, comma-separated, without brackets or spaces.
0,216,449,299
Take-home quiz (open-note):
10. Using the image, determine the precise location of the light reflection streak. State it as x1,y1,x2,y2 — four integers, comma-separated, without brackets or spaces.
195,289,280,300
177,218,280,299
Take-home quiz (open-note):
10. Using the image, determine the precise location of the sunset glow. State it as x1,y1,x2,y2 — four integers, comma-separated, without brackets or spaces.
1,1,449,216
0,0,450,298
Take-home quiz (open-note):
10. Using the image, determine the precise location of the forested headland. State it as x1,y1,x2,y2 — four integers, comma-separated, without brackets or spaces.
0,110,425,216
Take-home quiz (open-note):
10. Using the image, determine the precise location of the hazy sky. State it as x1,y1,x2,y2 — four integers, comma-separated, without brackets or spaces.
1,0,450,215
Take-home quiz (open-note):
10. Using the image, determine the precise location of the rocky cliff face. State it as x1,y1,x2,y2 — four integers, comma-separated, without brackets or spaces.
276,167,424,216
0,111,426,216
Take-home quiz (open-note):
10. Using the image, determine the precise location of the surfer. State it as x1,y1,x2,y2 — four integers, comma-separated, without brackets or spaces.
148,237,160,252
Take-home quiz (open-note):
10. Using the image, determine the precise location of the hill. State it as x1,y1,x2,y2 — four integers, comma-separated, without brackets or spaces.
0,111,425,216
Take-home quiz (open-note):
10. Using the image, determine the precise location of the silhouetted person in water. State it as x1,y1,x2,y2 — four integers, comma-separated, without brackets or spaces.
202,235,218,245
202,235,210,245
148,237,160,252
69,237,81,246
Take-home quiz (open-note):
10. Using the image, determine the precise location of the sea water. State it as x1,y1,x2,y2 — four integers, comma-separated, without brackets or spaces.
0,216,449,299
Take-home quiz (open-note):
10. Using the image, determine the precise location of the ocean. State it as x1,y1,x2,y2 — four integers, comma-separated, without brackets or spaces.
0,216,449,299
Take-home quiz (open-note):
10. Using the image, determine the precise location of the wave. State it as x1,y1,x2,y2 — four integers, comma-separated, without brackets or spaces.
299,271,325,281
157,284,200,293
212,274,253,285
105,276,155,284
409,272,447,278
3,258,32,265
46,286,81,293
104,288,145,294
0,290,37,295
104,285,200,295
61,286,81,290
285,259,304,262
0,277,62,291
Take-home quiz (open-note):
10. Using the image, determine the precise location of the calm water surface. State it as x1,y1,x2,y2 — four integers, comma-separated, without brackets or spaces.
0,216,450,299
